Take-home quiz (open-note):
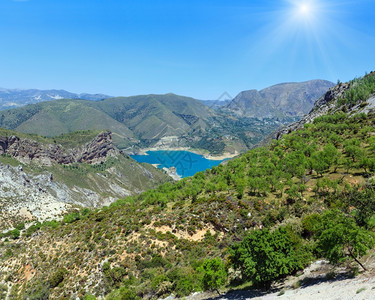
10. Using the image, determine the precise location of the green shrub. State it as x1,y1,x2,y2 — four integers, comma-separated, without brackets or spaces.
63,212,81,224
198,258,227,294
10,229,20,239
15,222,25,230
49,268,66,288
230,227,309,288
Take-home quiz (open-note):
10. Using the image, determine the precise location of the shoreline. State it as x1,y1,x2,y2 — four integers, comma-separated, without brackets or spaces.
131,147,239,161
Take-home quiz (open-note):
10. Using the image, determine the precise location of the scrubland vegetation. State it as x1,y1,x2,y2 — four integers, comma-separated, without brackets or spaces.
1,73,375,299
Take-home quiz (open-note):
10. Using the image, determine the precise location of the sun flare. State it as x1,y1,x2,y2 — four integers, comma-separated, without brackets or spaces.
299,4,310,14
294,1,316,19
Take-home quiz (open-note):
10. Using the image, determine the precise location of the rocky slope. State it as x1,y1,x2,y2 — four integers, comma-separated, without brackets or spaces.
225,80,334,119
0,130,171,229
275,72,375,139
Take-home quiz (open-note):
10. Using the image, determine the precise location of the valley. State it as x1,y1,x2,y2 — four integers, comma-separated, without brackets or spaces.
0,80,333,158
2,1,374,299
0,72,374,299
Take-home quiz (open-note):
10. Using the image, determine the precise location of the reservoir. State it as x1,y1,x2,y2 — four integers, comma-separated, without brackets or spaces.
131,150,226,178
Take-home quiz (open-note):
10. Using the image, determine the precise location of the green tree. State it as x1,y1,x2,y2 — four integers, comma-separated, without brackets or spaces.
344,140,362,162
317,210,375,270
322,143,340,172
230,227,306,288
311,152,329,176
341,187,375,228
198,258,227,295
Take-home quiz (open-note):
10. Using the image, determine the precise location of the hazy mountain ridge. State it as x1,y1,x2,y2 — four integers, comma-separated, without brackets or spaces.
225,79,334,118
0,88,110,110
0,80,334,156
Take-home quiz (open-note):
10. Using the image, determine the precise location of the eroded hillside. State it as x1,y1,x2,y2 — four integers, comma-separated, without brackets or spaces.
0,130,171,230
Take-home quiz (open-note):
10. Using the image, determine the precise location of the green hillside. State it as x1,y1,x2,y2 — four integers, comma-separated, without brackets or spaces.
0,94,214,151
0,88,331,156
1,73,375,299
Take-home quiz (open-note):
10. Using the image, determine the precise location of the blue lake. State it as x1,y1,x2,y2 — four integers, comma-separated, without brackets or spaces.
131,150,226,178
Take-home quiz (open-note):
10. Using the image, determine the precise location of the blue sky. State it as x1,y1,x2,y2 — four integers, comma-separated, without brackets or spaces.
0,0,374,99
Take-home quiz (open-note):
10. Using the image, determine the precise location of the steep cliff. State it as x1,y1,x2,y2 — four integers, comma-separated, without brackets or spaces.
0,131,118,165
0,130,171,229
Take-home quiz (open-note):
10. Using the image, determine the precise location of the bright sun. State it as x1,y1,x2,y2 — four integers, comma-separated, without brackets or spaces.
299,4,310,14
291,1,318,22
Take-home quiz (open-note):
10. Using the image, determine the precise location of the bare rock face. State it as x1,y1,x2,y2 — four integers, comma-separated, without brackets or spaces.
0,131,118,166
0,137,8,154
77,131,118,164
0,130,171,230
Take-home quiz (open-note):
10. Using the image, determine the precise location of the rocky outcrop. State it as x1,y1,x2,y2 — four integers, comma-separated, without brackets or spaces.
0,131,118,165
77,131,119,164
0,131,171,229
274,82,351,139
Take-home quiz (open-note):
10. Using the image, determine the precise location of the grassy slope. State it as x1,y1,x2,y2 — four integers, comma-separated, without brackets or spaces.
1,75,375,299
0,127,101,148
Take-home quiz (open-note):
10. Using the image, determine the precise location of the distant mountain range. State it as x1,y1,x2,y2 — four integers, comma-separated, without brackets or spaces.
199,99,231,108
0,93,216,151
224,80,335,118
0,80,334,154
0,88,110,110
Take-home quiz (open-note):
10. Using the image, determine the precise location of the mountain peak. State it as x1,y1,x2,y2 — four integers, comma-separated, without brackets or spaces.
225,79,335,118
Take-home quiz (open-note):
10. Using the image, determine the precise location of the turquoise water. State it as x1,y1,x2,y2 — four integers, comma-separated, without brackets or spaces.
131,150,225,178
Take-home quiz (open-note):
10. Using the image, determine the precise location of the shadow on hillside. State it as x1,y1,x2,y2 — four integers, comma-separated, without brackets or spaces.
297,271,355,289
204,288,275,300
204,271,356,299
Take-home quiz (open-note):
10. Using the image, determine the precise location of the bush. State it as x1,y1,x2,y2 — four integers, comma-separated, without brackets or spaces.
107,286,139,300
103,263,127,288
198,258,227,294
15,222,25,230
230,227,308,288
10,229,20,239
63,212,81,224
49,268,66,288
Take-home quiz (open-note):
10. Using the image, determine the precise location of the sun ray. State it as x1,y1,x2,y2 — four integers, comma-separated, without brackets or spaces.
243,0,357,82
